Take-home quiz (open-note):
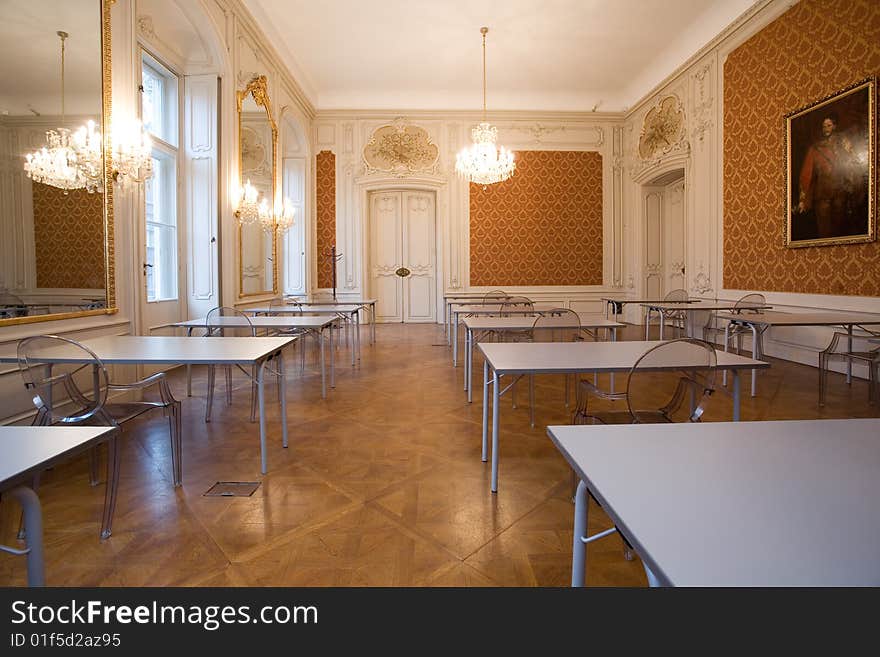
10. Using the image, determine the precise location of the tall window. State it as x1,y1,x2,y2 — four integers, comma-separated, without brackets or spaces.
141,52,179,302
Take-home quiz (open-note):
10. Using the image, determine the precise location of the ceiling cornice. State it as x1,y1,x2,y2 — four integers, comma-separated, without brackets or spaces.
314,108,625,123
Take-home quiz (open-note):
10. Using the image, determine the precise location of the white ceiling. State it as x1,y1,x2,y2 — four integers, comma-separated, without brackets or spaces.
0,0,102,117
243,0,758,113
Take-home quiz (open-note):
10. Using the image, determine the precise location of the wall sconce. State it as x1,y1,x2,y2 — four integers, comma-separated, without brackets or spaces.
265,199,295,235
236,180,295,235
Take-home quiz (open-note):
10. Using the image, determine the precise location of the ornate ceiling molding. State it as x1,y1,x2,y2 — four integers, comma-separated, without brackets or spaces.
362,118,440,178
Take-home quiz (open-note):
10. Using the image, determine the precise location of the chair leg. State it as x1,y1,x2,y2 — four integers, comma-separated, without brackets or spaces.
225,365,233,406
88,445,100,486
100,431,122,540
169,402,182,486
205,364,215,423
818,353,827,407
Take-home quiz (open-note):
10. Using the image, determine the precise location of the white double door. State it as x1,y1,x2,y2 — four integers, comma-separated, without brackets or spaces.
369,190,436,323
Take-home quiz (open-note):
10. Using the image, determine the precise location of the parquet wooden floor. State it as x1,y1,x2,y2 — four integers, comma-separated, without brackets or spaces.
2,323,878,586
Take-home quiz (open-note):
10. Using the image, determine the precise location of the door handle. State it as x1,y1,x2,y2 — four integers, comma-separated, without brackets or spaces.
143,263,153,275
395,267,411,277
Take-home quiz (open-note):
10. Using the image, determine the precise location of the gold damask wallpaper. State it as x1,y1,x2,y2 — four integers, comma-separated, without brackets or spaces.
316,150,336,289
469,150,603,286
723,0,880,296
33,182,105,289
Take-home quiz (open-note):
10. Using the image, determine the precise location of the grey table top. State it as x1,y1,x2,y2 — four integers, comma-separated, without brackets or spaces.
714,310,880,326
0,336,296,365
173,316,336,328
242,305,363,314
463,314,624,331
601,297,701,304
0,426,116,490
548,419,880,586
452,302,561,314
478,340,768,374
642,300,773,312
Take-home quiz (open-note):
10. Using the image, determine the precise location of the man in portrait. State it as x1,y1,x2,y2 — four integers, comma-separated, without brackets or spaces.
794,112,863,239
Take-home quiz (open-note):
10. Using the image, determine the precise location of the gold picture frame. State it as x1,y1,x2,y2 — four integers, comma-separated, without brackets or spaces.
785,77,875,248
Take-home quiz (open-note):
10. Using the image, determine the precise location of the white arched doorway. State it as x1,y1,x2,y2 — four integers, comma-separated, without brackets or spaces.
640,167,686,299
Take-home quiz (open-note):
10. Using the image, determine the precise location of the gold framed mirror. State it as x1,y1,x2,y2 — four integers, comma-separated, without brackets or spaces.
236,75,278,297
0,0,116,326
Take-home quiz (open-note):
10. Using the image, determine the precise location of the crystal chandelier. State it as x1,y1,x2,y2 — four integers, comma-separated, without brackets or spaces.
455,27,515,187
112,118,153,187
24,31,104,193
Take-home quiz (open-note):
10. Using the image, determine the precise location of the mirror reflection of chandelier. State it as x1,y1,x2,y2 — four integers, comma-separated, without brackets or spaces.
23,31,104,193
235,179,296,235
455,27,515,187
22,30,153,193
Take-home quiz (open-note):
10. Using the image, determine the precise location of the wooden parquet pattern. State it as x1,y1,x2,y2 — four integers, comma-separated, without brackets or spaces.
2,323,878,587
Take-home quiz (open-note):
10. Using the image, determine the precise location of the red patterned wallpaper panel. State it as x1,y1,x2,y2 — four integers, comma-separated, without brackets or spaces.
315,150,336,289
469,150,603,286
723,0,880,296
33,182,105,289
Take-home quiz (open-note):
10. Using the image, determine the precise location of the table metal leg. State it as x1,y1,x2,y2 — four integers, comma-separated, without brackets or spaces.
571,480,588,587
847,325,853,384
464,326,469,392
355,312,361,362
186,326,194,396
453,312,459,366
482,360,489,462
8,487,44,586
491,370,501,493
610,326,617,393
320,330,327,399
723,323,730,387
645,308,651,340
732,370,741,421
258,360,268,474
750,324,758,397
279,351,288,449
331,323,336,389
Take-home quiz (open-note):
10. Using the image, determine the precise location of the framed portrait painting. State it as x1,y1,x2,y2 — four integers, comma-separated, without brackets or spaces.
785,77,875,248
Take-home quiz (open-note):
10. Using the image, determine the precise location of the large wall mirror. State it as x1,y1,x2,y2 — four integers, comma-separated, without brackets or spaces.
0,0,115,325
237,75,277,297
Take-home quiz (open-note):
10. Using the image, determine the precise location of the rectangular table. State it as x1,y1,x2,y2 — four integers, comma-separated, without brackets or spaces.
478,340,769,492
0,336,295,475
548,419,880,587
295,298,378,345
601,297,700,321
244,303,365,359
450,302,561,367
462,314,625,401
714,311,880,393
174,315,339,393
443,293,511,341
641,300,773,340
0,426,118,586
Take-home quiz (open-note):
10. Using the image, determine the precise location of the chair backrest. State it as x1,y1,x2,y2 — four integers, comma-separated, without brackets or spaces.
482,289,506,303
205,306,256,337
663,288,688,303
625,338,717,423
500,296,533,315
531,309,581,342
1,291,27,317
17,335,110,426
734,293,766,313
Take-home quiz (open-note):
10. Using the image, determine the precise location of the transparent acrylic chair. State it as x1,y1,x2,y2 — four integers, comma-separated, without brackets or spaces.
204,306,261,422
818,329,880,406
268,297,306,370
659,288,689,337
522,309,584,425
16,335,181,538
705,293,767,388
482,289,507,304
571,338,717,561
